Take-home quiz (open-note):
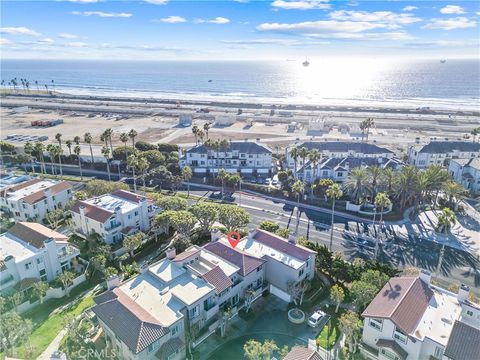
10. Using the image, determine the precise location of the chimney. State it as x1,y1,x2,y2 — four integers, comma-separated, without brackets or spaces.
139,262,149,274
106,274,122,290
249,229,257,239
166,247,176,260
211,230,222,242
288,231,296,244
458,284,470,302
419,269,431,286
43,188,52,198
79,204,86,217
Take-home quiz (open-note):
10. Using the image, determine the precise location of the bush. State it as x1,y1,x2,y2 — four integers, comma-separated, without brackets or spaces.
157,143,179,153
135,141,157,151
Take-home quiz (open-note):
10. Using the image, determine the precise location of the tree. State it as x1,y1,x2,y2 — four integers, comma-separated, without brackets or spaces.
326,183,343,251
23,142,36,174
436,207,456,275
65,139,73,156
89,254,107,279
395,165,419,211
34,142,46,175
350,280,379,311
308,148,321,188
0,312,33,356
298,147,309,181
330,284,345,313
190,202,219,234
73,145,83,180
259,220,280,233
291,179,304,236
346,167,368,204
136,156,150,194
244,339,264,360
218,168,228,196
218,204,250,231
368,165,382,199
60,316,94,359
374,192,391,258
127,154,138,192
45,208,64,229
101,145,111,181
360,269,389,290
443,180,468,210
84,179,129,197
262,339,279,360
360,118,374,142
156,196,187,211
172,235,192,253
274,227,290,239
119,132,130,163
128,129,138,149
123,232,144,258
57,270,76,296
339,311,362,354
32,281,49,304
84,132,94,164
287,280,309,306
290,147,300,178
191,124,200,144
169,210,197,237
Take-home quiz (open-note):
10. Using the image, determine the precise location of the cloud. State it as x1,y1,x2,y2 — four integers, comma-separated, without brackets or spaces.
403,6,418,12
440,5,464,14
221,38,330,46
144,0,168,4
65,41,88,47
157,16,187,23
0,27,41,36
423,17,476,30
67,0,99,3
38,38,55,44
58,33,79,39
403,39,479,48
329,10,421,29
71,11,132,18
196,17,230,24
98,43,186,52
0,38,11,45
271,0,330,10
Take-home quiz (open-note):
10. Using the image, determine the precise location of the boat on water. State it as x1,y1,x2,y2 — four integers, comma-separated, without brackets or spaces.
302,59,310,67
440,59,446,63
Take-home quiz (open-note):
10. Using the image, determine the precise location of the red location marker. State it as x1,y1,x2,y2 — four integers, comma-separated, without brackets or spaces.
227,231,241,249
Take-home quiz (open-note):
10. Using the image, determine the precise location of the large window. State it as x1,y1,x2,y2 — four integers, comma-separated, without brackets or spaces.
380,349,400,360
393,326,407,344
369,318,383,331
189,305,199,319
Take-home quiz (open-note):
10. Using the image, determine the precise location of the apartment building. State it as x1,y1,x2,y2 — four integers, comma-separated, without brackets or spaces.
70,190,160,244
448,158,480,195
408,141,480,169
361,270,480,360
0,222,80,294
180,140,272,177
285,141,395,170
0,178,73,222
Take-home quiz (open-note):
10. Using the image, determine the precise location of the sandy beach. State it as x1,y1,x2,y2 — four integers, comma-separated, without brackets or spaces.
1,91,479,156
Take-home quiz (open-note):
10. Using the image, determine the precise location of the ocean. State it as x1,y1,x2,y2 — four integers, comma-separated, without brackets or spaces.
1,58,479,110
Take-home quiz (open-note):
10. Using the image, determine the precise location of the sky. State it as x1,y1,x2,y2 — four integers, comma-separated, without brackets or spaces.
1,0,479,60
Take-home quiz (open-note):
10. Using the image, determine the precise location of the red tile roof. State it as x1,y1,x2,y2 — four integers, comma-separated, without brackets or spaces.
362,277,433,334
92,288,170,354
111,189,146,203
8,222,68,249
284,346,323,360
201,266,233,295
21,181,72,204
252,229,316,261
70,200,114,223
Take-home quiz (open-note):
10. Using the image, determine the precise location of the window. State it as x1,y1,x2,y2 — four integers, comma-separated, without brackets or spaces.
189,305,199,319
147,340,160,353
39,269,46,276
36,258,42,264
25,262,32,270
299,269,304,277
257,265,262,272
369,318,383,331
380,349,399,360
171,324,179,336
337,171,343,177
434,346,444,359
134,211,138,216
393,327,407,344
466,310,473,316
67,189,71,194
167,349,179,360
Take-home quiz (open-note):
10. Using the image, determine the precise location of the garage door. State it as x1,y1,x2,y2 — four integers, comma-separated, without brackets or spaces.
269,284,291,303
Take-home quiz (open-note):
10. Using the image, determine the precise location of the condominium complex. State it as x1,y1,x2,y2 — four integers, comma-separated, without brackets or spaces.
0,178,73,222
448,158,480,195
361,270,480,360
180,140,272,177
70,190,160,244
0,222,80,294
408,141,480,169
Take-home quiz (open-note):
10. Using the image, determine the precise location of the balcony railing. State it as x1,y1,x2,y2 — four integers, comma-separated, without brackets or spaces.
105,222,122,232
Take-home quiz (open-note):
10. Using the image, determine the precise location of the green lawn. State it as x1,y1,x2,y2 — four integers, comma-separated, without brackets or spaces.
316,317,340,350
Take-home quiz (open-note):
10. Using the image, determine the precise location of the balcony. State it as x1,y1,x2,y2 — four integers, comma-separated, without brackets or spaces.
204,303,219,322
57,245,80,261
105,222,122,232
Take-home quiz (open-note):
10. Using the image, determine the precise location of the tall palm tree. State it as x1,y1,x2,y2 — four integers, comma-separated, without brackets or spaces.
197,129,205,144
119,132,129,163
368,165,382,200
74,145,83,180
73,136,81,145
55,144,64,178
136,157,150,194
443,180,468,210
298,147,309,181
128,129,138,149
395,165,418,211
104,128,114,153
290,147,300,179
84,132,94,164
24,142,36,174
218,168,228,196
182,165,193,197
292,180,305,237
127,154,138,192
35,80,39,91
51,79,55,92
101,146,111,181
65,139,73,156
203,122,211,139
436,208,456,275
346,167,369,204
191,124,200,144
360,118,374,142
326,183,342,251
46,144,57,175
219,139,229,169
381,167,395,195
308,148,321,185
34,142,46,175
374,192,391,259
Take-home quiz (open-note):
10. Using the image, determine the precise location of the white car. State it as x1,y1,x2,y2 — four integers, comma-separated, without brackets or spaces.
308,310,326,327
265,178,272,185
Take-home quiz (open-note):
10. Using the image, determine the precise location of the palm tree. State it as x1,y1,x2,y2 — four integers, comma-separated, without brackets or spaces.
128,129,138,149
219,139,229,169
119,132,129,163
346,167,369,204
57,271,75,296
326,183,343,251
298,147,309,181
104,128,114,153
35,80,39,91
443,180,468,210
197,129,205,144
308,148,321,185
395,165,419,211
360,118,374,142
74,145,83,180
65,139,73,156
46,144,57,175
101,146,111,181
182,165,193,197
292,180,305,237
382,167,395,195
51,79,55,92
368,165,382,200
24,142,36,174
191,124,200,144
34,142,46,175
290,147,300,179
55,144,64,178
218,168,228,196
73,136,81,145
374,192,391,259
470,127,480,143
127,154,138,192
84,132,94,164
436,208,456,275
136,157,150,194
203,122,211,139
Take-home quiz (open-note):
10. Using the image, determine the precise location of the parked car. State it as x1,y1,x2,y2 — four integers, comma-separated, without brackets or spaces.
265,178,272,185
308,310,326,328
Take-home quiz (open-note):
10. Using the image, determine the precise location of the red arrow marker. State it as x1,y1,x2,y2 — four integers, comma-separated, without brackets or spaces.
227,231,241,249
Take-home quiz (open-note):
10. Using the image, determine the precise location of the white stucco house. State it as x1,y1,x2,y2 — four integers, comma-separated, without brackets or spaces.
360,270,480,360
0,222,80,294
70,190,160,244
0,178,73,222
408,141,480,169
448,158,480,195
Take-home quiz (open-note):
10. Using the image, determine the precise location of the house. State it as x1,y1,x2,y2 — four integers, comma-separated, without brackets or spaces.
296,156,404,183
70,190,160,244
360,270,480,360
284,346,324,360
215,115,236,126
178,114,193,127
0,178,73,222
0,222,80,294
180,140,272,178
408,141,480,169
448,158,480,195
285,141,395,170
